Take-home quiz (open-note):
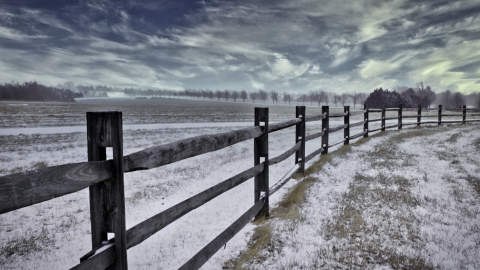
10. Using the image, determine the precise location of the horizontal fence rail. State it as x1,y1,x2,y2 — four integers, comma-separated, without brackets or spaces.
1,103,478,270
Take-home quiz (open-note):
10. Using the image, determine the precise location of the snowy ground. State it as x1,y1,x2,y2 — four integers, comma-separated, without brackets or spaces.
0,99,477,269
235,123,480,269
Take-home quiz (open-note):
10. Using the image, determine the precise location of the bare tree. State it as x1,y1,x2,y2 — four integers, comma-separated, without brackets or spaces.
415,83,436,108
208,90,214,101
224,89,231,102
215,90,223,101
259,90,268,104
341,93,350,106
249,92,259,103
333,94,341,107
281,92,288,104
357,93,367,107
240,90,248,103
300,94,308,105
270,91,279,104
309,91,315,105
232,90,239,102
285,93,292,105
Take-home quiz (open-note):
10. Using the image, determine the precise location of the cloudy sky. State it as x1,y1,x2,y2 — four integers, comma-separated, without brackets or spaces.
0,0,479,94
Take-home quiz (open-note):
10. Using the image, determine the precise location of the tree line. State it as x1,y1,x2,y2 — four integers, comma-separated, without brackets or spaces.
0,81,83,102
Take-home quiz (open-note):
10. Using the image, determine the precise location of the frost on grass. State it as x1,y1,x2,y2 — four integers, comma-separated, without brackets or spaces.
230,124,480,269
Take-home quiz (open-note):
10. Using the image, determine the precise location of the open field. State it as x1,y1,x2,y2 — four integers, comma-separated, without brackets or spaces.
1,98,478,269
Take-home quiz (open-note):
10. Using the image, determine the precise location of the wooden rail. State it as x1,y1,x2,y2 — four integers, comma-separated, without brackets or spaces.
1,103,477,270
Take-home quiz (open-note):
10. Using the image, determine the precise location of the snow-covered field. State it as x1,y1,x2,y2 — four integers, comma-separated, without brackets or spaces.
232,123,480,269
0,99,478,269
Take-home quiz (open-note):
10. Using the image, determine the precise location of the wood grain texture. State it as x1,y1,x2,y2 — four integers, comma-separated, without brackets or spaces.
123,126,264,172
328,124,348,133
126,163,264,249
329,138,346,147
330,112,348,118
0,160,113,214
69,243,115,270
305,113,326,122
367,118,383,123
269,118,301,133
441,114,465,117
270,142,301,166
349,131,367,140
385,124,400,129
305,131,325,142
269,164,300,196
305,147,324,163
349,110,366,116
369,127,383,132
349,120,367,128
178,199,265,270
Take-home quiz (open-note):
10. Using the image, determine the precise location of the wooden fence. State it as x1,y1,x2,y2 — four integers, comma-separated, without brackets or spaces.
1,104,480,269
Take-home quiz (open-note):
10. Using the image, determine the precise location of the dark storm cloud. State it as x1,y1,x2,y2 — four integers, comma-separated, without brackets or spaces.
0,0,479,93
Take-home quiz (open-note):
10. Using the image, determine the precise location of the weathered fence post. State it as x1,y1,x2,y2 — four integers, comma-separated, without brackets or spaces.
254,107,269,218
438,105,442,125
344,106,350,145
381,104,386,132
364,104,369,138
463,105,467,123
398,104,403,130
86,111,127,270
295,106,306,174
417,104,422,127
322,106,329,154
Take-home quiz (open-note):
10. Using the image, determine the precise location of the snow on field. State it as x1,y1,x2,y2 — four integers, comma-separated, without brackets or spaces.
1,99,477,269
243,124,480,269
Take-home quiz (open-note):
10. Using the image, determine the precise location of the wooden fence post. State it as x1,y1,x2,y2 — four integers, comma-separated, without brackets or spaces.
381,104,386,132
295,106,306,174
364,104,369,138
86,111,127,270
463,105,467,123
344,106,350,145
254,107,269,218
398,104,403,130
438,105,442,125
322,106,329,154
417,105,422,127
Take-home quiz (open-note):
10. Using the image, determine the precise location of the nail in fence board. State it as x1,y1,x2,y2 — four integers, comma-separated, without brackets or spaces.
254,108,269,217
295,106,306,174
344,106,350,145
322,106,329,153
86,111,127,270
381,105,386,132
364,104,369,138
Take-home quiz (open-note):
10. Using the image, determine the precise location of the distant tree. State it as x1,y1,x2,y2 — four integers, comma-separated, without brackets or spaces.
147,89,154,97
240,90,248,103
285,93,292,105
215,90,223,101
0,81,82,102
332,95,341,107
300,94,308,105
341,93,351,106
364,88,405,108
309,91,315,105
270,91,279,104
249,92,258,103
476,93,480,110
232,90,239,102
259,90,268,104
415,83,436,108
208,90,214,101
224,89,231,102
452,92,465,108
400,88,419,108
357,93,367,107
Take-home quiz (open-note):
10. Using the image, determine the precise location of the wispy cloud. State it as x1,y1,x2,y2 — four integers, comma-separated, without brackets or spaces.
0,0,479,93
